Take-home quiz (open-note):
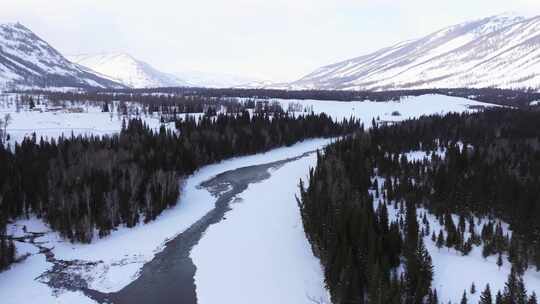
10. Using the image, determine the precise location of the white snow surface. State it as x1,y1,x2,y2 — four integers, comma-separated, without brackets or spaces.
0,94,496,147
0,254,97,304
191,152,330,304
275,94,497,124
0,96,176,145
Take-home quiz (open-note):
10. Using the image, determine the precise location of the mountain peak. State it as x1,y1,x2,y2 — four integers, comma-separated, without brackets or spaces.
0,23,124,89
68,52,188,88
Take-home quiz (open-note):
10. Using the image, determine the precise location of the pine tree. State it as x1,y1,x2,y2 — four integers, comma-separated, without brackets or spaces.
529,292,538,304
497,253,503,269
496,291,503,304
504,268,517,300
436,230,445,249
460,290,468,304
479,284,493,304
516,275,528,304
470,282,476,294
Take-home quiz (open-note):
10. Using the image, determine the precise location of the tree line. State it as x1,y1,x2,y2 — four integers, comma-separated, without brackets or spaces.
0,107,359,271
83,87,540,108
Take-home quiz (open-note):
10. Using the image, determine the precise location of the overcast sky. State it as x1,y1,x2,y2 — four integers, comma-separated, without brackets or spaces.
2,0,540,82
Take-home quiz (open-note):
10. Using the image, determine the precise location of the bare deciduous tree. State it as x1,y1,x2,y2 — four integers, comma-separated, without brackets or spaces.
0,118,4,144
2,114,12,143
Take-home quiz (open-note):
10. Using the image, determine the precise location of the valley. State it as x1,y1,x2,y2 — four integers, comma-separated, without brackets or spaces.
2,4,540,304
0,92,503,304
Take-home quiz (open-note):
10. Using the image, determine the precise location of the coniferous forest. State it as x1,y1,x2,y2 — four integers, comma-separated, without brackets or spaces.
299,108,540,304
0,104,359,270
85,87,540,108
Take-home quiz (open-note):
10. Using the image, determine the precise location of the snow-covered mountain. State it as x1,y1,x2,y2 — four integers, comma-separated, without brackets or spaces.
292,14,540,91
69,52,269,89
0,22,124,90
68,53,190,89
174,70,267,88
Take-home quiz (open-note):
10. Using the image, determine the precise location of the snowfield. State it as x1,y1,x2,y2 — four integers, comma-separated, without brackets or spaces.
275,94,497,123
0,94,494,147
0,96,177,146
0,93,503,303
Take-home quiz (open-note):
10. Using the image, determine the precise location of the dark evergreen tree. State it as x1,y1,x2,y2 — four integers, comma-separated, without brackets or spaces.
496,291,503,304
436,230,445,250
497,254,504,269
460,290,468,304
479,284,493,304
529,292,538,304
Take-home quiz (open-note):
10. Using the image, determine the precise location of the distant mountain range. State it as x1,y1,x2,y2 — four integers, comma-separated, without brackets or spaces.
0,23,125,89
0,22,262,90
290,13,540,91
175,70,268,89
3,14,540,91
67,52,268,89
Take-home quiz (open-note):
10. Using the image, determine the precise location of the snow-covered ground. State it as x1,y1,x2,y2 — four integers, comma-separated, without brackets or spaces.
0,94,494,147
0,96,177,145
191,152,329,304
427,243,540,303
275,94,497,124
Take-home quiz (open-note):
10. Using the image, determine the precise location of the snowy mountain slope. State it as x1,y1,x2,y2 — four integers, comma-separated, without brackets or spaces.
292,14,540,91
0,23,124,89
68,53,190,89
174,70,266,88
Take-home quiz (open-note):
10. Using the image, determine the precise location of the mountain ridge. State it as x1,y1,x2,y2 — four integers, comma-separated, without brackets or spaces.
67,52,190,89
0,22,124,89
290,14,540,91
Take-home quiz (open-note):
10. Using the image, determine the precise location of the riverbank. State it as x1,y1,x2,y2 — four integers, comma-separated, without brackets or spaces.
0,138,333,304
